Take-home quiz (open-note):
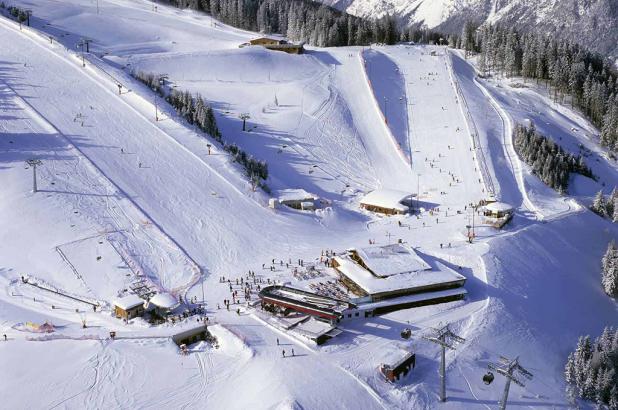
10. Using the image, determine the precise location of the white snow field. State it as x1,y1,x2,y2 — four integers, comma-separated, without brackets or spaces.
0,0,617,409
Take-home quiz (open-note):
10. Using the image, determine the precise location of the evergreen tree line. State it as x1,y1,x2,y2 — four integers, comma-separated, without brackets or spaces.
591,189,618,223
158,0,457,47
513,123,594,193
564,326,618,408
601,241,618,298
463,23,618,152
132,70,268,186
161,0,400,47
0,3,29,22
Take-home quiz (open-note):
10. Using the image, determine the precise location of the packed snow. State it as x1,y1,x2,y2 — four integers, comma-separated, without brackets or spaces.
1,1,617,409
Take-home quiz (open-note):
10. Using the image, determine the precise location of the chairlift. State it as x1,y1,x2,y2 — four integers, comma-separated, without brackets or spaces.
482,371,494,385
400,328,412,339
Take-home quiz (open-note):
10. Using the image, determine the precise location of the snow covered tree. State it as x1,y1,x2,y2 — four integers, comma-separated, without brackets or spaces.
601,241,618,297
565,328,618,408
592,190,608,217
513,123,595,193
475,24,618,152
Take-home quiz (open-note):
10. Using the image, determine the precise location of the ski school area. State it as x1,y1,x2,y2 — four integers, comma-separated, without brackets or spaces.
1,0,616,408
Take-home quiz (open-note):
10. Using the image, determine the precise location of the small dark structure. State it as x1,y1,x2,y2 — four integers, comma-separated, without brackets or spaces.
172,324,213,346
380,351,416,382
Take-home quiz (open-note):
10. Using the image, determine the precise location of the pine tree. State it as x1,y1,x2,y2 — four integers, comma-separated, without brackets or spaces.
592,191,607,217
601,241,618,297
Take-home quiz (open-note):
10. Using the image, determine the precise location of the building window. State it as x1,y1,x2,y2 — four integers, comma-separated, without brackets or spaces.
348,314,351,318
355,312,359,317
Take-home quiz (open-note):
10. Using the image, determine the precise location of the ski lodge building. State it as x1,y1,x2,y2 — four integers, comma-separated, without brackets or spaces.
270,188,318,211
360,189,414,215
241,37,305,54
113,294,145,320
258,244,466,325
483,201,514,219
332,244,467,314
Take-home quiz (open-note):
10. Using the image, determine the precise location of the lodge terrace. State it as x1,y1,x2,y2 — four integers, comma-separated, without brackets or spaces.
259,285,353,323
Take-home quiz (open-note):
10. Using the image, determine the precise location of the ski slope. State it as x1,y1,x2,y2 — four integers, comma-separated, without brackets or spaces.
1,1,617,409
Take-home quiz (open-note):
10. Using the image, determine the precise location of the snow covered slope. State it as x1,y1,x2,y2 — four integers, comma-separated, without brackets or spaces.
1,0,617,408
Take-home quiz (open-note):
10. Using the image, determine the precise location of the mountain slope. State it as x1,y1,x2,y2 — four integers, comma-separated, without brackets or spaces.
321,0,618,58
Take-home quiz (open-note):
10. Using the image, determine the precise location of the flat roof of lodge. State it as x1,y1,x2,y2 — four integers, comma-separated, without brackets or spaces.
259,285,352,316
293,317,335,339
354,244,431,277
333,256,465,296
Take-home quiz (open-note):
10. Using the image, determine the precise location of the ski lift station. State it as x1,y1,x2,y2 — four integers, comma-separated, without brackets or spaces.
147,292,179,315
360,189,415,215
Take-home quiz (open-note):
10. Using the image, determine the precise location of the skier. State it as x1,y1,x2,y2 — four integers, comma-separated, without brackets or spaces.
121,148,124,154
291,348,295,357
276,338,279,346
3,334,6,341
282,350,286,358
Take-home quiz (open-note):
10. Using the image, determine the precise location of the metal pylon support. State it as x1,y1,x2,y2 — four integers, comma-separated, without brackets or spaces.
423,323,466,402
25,159,42,192
488,356,534,410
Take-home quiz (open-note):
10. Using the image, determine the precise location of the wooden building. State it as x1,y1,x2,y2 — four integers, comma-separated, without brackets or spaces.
380,351,416,382
242,37,305,54
483,201,514,218
263,43,304,54
249,37,283,46
172,324,212,346
113,294,145,320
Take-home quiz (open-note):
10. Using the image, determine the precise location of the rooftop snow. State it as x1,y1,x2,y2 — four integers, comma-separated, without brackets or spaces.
277,189,317,202
113,294,144,310
267,286,349,313
360,189,413,212
149,292,178,309
355,244,431,277
334,256,465,295
294,317,335,338
485,202,514,212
